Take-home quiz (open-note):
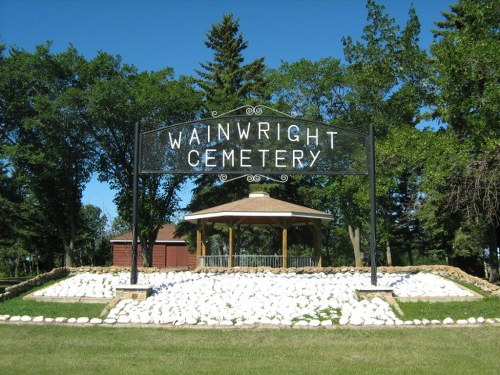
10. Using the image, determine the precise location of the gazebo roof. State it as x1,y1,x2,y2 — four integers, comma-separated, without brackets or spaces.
184,191,333,225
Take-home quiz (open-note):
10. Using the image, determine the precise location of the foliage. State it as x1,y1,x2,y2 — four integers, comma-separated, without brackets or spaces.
0,44,94,267
427,0,500,280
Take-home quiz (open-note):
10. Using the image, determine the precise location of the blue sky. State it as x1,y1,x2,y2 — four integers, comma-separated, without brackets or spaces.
0,0,453,222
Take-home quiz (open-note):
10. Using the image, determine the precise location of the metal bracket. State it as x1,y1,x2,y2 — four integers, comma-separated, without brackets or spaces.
218,174,289,184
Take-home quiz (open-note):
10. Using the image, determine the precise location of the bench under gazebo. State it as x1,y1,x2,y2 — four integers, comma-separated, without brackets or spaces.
184,191,333,268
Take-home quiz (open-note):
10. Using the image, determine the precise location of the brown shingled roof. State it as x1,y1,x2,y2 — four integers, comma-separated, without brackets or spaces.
184,192,332,225
110,224,184,243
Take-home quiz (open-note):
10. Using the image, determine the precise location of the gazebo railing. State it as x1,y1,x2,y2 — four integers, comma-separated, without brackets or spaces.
199,255,228,268
199,255,317,268
234,255,283,268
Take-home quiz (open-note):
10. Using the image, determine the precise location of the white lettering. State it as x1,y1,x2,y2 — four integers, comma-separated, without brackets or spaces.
168,132,182,149
288,125,300,142
237,122,251,139
275,150,287,168
205,149,216,167
258,122,270,140
240,149,251,167
327,131,338,148
222,150,235,167
292,150,304,168
218,123,229,141
188,150,199,167
307,128,319,145
310,150,320,167
258,149,269,167
189,129,200,145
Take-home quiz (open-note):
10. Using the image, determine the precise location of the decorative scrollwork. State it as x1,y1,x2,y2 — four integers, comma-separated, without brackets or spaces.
211,104,295,118
218,174,289,184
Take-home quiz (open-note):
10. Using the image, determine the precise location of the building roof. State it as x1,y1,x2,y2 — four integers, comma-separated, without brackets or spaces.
184,192,333,225
110,224,185,243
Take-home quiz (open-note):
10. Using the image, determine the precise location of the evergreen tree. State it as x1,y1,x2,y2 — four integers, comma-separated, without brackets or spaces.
181,14,269,256
196,13,267,114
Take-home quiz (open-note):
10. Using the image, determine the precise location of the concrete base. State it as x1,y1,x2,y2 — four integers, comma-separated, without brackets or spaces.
115,285,153,301
357,286,394,300
357,286,404,316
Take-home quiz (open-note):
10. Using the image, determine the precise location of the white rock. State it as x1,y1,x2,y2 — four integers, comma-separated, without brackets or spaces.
431,320,441,325
77,317,90,324
32,316,44,322
0,315,10,321
67,318,77,323
486,319,495,324
21,315,32,322
443,317,454,325
55,317,67,323
456,319,468,325
117,316,130,324
90,318,103,324
309,319,321,327
294,320,309,327
477,317,485,323
103,318,117,324
467,317,477,324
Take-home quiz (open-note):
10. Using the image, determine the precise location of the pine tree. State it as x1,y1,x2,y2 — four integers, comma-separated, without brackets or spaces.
196,13,267,114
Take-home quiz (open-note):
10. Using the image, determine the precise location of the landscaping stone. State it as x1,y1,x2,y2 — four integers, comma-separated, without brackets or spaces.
443,317,454,325
6,269,498,328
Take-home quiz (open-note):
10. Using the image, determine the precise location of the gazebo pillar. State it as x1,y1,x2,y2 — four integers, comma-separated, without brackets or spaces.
196,219,207,267
313,219,322,267
282,223,289,269
228,221,234,268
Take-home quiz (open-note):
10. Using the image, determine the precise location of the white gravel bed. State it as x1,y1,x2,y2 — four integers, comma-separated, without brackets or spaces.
27,271,481,326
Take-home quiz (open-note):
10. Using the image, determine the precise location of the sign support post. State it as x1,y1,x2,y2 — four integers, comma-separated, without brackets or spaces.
368,123,377,286
130,121,140,285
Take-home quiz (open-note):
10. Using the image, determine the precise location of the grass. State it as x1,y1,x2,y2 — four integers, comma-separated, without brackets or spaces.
397,280,500,321
398,298,500,321
0,325,498,375
0,278,107,319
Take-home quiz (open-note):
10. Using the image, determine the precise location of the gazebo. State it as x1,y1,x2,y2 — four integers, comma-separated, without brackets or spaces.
184,191,333,268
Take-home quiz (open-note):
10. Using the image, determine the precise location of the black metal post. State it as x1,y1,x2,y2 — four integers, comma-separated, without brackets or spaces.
368,123,377,286
130,122,140,285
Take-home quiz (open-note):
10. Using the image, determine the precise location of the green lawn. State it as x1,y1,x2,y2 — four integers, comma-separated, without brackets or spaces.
0,277,107,318
398,297,500,321
0,325,498,375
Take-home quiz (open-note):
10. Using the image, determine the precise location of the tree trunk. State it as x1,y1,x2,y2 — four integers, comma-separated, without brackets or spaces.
348,224,363,267
407,246,414,266
386,240,392,266
141,241,153,268
487,226,499,283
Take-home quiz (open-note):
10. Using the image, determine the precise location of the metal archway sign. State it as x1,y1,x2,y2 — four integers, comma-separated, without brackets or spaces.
131,105,377,285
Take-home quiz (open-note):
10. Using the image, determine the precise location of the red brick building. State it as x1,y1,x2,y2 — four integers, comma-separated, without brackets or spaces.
111,224,196,269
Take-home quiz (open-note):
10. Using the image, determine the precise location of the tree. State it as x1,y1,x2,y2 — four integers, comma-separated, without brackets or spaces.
429,0,500,281
0,43,94,267
196,13,267,114
83,52,202,266
74,205,111,267
340,1,433,265
187,13,268,210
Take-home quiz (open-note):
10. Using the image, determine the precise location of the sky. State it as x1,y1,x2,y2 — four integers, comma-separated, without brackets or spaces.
0,0,453,223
